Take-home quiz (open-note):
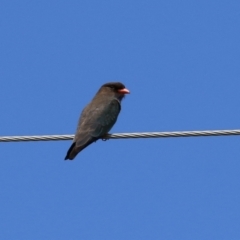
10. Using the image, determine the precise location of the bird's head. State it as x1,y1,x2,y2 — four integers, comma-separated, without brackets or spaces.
101,82,130,101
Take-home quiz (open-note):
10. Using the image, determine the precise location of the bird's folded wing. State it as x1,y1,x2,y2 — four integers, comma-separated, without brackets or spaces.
91,99,121,137
74,99,121,146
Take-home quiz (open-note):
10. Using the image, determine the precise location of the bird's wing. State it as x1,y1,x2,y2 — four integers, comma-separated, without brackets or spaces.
91,99,121,137
74,99,121,146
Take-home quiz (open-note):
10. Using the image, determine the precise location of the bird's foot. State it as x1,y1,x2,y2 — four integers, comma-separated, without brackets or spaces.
102,133,111,141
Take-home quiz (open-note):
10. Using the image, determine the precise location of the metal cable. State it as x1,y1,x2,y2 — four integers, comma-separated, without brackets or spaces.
1,129,240,142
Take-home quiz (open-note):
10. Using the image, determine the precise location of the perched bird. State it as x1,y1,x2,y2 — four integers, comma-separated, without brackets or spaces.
65,82,130,160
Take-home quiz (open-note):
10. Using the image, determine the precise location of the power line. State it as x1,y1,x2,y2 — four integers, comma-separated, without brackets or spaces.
1,129,240,142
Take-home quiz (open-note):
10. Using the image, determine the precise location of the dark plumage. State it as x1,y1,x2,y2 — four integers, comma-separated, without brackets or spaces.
65,82,130,160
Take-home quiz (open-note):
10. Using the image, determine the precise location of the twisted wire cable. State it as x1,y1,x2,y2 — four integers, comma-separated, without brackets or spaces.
1,129,240,142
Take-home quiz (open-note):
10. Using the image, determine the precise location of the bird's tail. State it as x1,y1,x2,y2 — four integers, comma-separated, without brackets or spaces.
64,142,77,160
64,139,96,160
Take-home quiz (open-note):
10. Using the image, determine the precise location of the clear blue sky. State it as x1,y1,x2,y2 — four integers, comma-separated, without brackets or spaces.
1,1,240,239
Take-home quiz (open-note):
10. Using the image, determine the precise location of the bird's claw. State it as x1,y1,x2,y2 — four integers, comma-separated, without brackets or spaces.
102,133,111,141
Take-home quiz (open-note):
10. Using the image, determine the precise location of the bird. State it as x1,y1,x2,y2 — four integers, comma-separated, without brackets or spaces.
64,82,130,160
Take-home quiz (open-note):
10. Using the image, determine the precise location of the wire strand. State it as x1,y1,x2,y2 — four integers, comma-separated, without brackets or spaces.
1,129,240,142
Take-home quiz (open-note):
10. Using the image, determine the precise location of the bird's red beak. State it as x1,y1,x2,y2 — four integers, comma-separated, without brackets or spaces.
118,88,130,94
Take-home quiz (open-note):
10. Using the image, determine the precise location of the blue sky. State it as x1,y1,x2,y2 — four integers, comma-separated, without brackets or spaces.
1,0,240,239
